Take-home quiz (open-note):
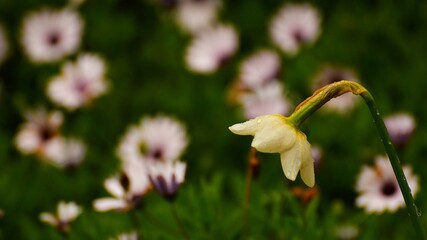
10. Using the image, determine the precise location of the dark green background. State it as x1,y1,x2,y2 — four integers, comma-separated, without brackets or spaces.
1,0,427,239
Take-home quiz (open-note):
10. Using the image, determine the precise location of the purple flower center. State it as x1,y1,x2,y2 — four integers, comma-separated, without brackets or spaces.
40,124,54,142
47,31,61,46
381,180,397,197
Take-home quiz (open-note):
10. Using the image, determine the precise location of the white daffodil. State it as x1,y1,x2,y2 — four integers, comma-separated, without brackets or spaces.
39,201,82,232
229,114,314,187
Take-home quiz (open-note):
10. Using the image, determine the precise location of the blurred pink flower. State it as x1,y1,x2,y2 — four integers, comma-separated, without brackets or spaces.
185,24,238,74
40,201,82,232
270,3,321,55
175,0,221,34
47,53,109,110
384,112,416,147
355,156,419,213
21,8,83,63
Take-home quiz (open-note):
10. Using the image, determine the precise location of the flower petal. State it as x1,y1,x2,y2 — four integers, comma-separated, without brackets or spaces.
280,141,302,181
93,198,127,212
298,135,315,187
230,114,297,153
39,213,58,226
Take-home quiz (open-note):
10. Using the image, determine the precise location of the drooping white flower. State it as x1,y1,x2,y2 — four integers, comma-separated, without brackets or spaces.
40,201,82,232
229,114,314,187
240,81,291,119
117,115,188,165
93,160,151,212
0,24,9,65
238,50,281,89
175,0,221,34
110,231,138,240
269,3,321,55
355,155,419,213
15,109,65,161
384,112,416,147
21,8,83,63
312,65,360,113
147,160,186,200
185,24,238,74
47,53,109,110
48,138,86,169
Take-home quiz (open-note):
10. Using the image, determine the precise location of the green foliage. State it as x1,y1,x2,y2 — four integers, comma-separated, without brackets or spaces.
1,0,427,239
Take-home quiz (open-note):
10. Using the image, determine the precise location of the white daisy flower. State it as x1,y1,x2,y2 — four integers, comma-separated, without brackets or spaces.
39,201,82,232
175,0,220,34
117,115,188,165
384,112,416,147
93,160,151,212
269,3,321,55
110,231,138,240
238,49,281,90
21,8,83,63
185,24,238,74
355,155,419,213
49,138,86,169
15,109,65,161
47,53,109,110
0,24,9,65
312,65,360,113
240,81,291,119
147,160,186,200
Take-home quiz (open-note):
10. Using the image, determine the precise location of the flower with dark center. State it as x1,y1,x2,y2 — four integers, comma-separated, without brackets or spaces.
355,156,419,213
21,8,83,63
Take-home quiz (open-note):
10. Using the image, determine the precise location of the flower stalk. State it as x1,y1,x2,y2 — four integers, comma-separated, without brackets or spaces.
360,91,426,239
292,80,426,239
230,80,426,238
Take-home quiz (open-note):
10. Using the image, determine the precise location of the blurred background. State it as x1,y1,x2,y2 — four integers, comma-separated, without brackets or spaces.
1,0,427,239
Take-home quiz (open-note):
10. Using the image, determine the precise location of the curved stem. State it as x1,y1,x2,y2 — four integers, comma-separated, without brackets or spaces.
361,91,426,239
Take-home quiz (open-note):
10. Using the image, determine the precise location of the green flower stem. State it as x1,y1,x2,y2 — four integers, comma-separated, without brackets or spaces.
289,81,367,126
289,81,426,238
360,91,426,240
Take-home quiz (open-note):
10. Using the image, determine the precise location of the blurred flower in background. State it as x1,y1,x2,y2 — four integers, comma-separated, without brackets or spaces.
48,138,86,169
270,3,321,56
175,0,221,34
0,24,9,65
117,115,188,165
237,49,281,90
240,81,291,119
14,108,86,168
148,160,187,200
15,109,64,161
228,49,291,119
185,24,238,74
47,53,109,110
93,160,151,212
312,65,360,113
384,112,416,147
355,155,419,213
39,201,82,232
21,8,83,63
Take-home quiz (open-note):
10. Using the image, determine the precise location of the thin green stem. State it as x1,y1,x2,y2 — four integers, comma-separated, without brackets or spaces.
361,91,426,240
